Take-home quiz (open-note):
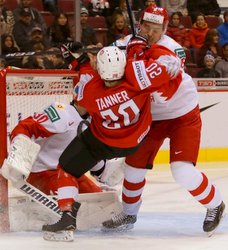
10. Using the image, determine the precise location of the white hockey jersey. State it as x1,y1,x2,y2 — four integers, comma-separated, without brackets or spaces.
10,102,86,173
114,34,199,120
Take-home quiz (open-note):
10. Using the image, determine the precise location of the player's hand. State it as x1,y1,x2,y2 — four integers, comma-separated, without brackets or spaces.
60,44,90,71
60,44,79,70
126,35,149,60
64,41,83,53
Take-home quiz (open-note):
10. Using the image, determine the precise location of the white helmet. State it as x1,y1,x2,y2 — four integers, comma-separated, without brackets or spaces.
97,46,126,81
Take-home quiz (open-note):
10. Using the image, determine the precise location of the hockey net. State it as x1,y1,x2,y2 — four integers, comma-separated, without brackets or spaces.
0,68,78,232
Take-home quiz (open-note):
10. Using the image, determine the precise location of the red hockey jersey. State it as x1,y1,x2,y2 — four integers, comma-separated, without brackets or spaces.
76,44,180,148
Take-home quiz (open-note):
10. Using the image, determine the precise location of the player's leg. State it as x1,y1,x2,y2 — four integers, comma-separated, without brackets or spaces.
102,123,166,231
42,165,81,234
43,128,139,239
27,170,58,195
170,106,225,236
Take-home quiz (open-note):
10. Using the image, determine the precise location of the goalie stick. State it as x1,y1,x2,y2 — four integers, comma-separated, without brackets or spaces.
13,178,61,218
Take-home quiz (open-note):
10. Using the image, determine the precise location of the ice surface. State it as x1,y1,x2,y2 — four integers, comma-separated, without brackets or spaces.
0,162,227,250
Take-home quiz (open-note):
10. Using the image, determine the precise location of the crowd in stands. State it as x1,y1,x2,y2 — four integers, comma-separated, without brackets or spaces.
0,0,228,79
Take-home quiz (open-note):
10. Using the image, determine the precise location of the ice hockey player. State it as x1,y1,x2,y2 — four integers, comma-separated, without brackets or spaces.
102,5,225,237
40,40,183,241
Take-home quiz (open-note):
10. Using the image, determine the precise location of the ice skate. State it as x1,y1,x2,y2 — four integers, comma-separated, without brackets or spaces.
203,201,225,237
102,211,137,232
42,202,81,241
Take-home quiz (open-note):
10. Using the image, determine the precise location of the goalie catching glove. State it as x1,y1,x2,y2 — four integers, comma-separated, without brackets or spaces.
126,35,150,60
1,135,40,183
60,42,90,71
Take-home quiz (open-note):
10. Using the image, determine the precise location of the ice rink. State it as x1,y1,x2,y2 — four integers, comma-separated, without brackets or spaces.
0,162,228,250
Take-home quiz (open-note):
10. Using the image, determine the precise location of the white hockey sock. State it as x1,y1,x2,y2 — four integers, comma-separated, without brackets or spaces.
122,163,147,215
171,161,222,208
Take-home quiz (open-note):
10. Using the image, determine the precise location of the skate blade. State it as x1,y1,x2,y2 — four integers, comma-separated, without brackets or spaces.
101,223,134,233
206,209,226,237
43,230,74,242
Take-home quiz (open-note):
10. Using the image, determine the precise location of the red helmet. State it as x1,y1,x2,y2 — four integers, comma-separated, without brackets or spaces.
140,5,169,25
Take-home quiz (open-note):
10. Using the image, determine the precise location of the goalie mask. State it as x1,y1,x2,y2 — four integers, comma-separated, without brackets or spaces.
96,46,126,81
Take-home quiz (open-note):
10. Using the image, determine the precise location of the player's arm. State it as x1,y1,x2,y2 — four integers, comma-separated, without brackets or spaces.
75,104,88,117
10,115,54,141
125,36,181,91
1,113,53,183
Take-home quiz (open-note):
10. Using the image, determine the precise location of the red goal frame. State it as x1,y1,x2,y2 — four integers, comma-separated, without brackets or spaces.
0,68,78,232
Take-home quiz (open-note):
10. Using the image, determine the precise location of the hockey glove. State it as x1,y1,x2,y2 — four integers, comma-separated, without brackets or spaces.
64,41,83,53
60,44,79,70
60,44,90,71
126,35,149,60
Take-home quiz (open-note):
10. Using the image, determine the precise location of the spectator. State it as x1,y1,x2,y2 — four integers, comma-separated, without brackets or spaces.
196,28,223,67
187,0,221,23
189,13,209,49
86,44,99,70
45,47,68,69
107,12,130,45
215,43,228,78
144,0,157,7
42,0,59,14
132,0,146,10
112,0,136,31
28,26,50,51
87,0,110,17
0,57,7,68
13,8,39,51
80,7,103,47
48,12,74,47
166,11,190,49
0,0,15,34
1,33,20,67
197,53,220,78
13,0,47,32
162,0,188,16
1,33,18,54
217,10,228,47
22,54,51,69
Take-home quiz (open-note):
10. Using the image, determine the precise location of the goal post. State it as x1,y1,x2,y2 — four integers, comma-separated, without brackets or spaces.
0,69,9,232
0,68,78,232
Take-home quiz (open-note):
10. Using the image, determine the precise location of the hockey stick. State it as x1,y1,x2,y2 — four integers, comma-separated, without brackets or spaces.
13,178,62,218
125,0,136,37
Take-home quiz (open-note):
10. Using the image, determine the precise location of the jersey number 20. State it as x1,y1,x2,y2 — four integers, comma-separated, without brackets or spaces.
100,99,140,129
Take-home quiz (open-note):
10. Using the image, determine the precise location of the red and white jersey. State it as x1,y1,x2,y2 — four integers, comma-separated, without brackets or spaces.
114,34,199,120
10,102,84,173
76,45,178,148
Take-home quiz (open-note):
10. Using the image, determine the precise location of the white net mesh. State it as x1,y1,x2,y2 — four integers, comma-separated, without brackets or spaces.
6,74,74,148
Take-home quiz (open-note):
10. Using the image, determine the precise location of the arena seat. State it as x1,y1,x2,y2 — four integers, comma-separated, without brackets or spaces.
87,16,107,29
4,0,18,10
205,16,223,29
185,64,203,78
181,15,192,29
58,0,75,13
